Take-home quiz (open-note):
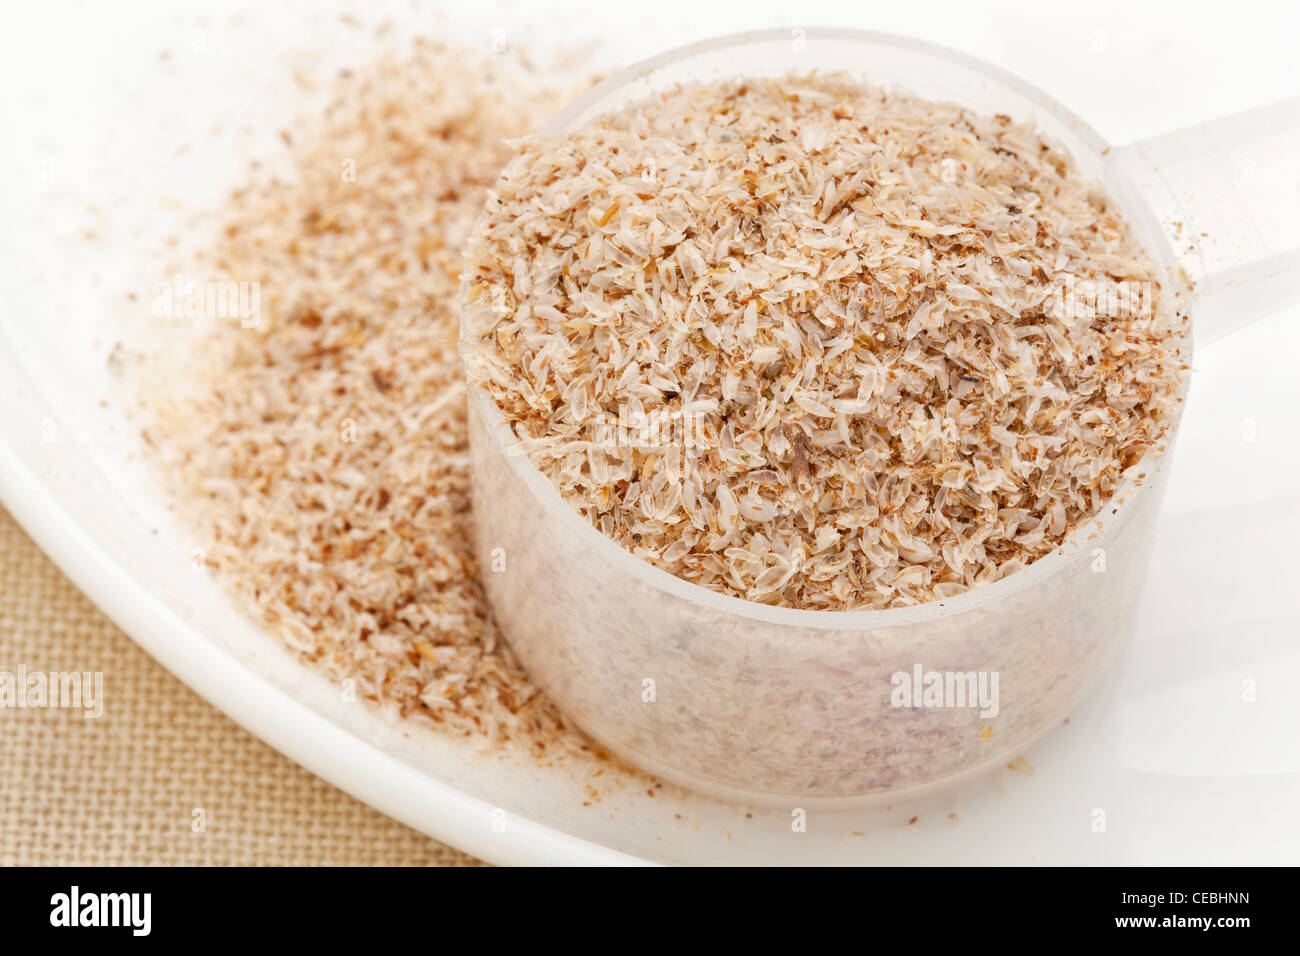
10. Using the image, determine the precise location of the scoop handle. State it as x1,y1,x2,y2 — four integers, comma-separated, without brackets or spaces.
1110,96,1300,345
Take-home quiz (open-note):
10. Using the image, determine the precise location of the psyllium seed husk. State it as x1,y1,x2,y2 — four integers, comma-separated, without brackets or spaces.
137,42,609,766
461,74,1186,611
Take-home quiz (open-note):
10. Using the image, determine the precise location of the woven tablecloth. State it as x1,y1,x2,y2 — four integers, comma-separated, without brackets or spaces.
0,507,482,866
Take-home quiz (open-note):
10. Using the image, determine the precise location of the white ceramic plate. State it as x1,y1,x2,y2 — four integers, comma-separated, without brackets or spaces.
3,0,1299,865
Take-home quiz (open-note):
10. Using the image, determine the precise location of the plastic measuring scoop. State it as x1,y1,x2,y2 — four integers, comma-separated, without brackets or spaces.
461,28,1300,807
1110,96,1300,343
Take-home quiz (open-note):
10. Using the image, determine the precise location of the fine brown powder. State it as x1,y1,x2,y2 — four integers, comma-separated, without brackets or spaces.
136,40,611,767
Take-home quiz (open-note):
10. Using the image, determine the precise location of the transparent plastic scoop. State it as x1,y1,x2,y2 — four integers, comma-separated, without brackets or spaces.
464,29,1300,806
1111,95,1300,344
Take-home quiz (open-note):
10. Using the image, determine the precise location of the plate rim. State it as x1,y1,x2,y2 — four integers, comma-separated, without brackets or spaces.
0,335,652,867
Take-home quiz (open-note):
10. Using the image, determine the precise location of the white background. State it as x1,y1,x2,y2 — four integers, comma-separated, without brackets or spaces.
1,0,1298,864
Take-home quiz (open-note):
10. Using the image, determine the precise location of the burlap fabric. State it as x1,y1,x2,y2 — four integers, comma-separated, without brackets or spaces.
0,507,483,866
